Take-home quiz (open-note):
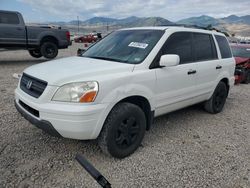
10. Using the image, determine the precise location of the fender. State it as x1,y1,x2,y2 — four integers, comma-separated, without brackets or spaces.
91,79,157,139
208,70,233,99
90,87,155,139
37,31,59,45
101,83,155,110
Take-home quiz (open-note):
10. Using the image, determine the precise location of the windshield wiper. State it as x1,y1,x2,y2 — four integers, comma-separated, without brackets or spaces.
84,56,127,63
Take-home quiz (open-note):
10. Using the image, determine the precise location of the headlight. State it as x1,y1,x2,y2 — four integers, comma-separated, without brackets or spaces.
52,81,98,103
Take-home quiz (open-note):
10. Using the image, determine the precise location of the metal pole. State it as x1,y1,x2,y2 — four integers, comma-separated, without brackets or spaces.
75,154,111,188
77,16,80,34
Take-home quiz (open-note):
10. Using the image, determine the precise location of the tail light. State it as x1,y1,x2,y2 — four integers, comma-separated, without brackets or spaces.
66,31,70,41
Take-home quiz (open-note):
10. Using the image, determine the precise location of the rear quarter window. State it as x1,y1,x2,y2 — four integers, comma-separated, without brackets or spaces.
0,12,20,24
215,35,232,58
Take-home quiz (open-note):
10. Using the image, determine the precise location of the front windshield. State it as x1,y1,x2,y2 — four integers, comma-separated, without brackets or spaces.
82,29,164,64
231,46,250,58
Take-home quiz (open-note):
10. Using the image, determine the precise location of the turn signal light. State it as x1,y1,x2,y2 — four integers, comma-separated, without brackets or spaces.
79,91,97,103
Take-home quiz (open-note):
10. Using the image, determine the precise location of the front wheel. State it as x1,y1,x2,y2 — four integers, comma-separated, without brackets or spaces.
204,81,228,114
98,103,146,158
40,42,58,59
28,49,42,58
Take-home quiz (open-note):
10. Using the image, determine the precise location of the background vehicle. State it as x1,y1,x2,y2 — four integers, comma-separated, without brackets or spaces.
74,33,102,43
230,44,250,84
15,27,235,158
0,10,71,59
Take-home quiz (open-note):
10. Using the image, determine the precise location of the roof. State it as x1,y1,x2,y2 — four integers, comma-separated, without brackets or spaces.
0,10,21,14
119,26,224,35
230,43,250,48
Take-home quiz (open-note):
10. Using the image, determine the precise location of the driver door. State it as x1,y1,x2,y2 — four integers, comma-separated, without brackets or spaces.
154,32,198,116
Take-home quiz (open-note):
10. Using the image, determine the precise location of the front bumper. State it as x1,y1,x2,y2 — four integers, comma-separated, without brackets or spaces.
15,100,61,137
15,88,110,140
234,67,246,84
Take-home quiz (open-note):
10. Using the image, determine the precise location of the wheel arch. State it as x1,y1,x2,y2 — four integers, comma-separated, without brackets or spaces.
118,95,154,131
40,35,58,46
220,77,230,96
95,95,154,140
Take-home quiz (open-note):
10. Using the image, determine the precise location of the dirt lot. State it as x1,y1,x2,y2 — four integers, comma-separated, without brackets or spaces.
0,43,250,188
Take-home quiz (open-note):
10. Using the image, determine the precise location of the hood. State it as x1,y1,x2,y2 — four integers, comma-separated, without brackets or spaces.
234,57,250,65
24,56,134,86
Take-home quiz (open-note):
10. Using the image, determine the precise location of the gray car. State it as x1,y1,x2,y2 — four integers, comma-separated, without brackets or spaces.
0,10,71,59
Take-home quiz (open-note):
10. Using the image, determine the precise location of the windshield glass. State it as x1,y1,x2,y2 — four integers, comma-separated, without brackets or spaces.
82,29,164,64
231,46,250,58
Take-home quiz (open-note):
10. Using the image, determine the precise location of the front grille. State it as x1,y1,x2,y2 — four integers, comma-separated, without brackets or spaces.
20,73,47,98
19,100,39,118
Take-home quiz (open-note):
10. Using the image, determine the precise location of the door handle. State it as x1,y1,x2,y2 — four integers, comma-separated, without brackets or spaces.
16,27,23,31
216,65,222,69
187,70,197,75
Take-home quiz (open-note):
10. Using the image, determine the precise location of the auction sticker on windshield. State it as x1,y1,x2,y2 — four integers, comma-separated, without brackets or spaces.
128,42,148,49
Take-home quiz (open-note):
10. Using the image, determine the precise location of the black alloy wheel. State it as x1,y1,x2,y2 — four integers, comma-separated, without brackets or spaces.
204,81,228,114
40,42,58,59
28,49,42,58
115,116,140,149
98,102,146,158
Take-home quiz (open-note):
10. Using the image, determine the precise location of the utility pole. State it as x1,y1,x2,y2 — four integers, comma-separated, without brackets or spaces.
77,16,80,34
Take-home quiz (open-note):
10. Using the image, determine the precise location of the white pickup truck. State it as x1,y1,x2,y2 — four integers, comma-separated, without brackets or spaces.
15,26,235,158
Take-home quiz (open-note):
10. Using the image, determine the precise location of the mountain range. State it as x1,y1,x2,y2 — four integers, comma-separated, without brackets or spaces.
57,16,173,27
177,15,250,26
46,14,250,36
50,14,250,27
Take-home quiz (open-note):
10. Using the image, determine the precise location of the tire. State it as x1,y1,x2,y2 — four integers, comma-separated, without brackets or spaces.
204,81,228,114
28,49,42,58
242,70,250,84
40,42,58,59
98,102,146,158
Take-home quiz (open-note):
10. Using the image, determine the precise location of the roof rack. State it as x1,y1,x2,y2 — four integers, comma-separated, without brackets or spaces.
159,23,222,32
157,24,229,36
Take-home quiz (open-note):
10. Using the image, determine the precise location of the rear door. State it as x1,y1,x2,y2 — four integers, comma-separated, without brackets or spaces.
214,35,235,85
0,12,26,47
154,32,198,116
193,32,219,97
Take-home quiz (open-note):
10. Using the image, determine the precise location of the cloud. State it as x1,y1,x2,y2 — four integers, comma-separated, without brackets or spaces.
19,0,250,22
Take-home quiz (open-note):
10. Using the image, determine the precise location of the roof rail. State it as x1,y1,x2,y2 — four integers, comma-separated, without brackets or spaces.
158,23,220,31
157,23,230,36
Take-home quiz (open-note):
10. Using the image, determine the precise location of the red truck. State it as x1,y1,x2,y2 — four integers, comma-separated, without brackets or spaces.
230,44,250,84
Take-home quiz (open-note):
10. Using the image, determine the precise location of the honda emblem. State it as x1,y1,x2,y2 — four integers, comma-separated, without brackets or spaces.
26,80,32,89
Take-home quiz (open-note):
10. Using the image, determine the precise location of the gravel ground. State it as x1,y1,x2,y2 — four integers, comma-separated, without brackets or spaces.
0,43,250,188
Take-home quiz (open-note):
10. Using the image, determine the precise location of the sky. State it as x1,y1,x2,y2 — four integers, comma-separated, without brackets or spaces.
0,0,249,23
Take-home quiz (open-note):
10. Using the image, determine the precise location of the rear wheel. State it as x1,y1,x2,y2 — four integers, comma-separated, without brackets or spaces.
40,42,58,59
98,102,146,158
204,81,228,114
28,49,42,58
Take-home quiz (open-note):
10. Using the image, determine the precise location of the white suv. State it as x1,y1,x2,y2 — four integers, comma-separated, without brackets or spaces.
15,27,235,158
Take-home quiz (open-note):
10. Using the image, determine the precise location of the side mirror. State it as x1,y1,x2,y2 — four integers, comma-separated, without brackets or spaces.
159,54,180,67
77,48,86,56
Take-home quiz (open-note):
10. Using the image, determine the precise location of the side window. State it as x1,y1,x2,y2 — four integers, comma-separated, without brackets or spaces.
0,12,20,24
163,32,193,64
193,33,217,61
215,35,232,58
